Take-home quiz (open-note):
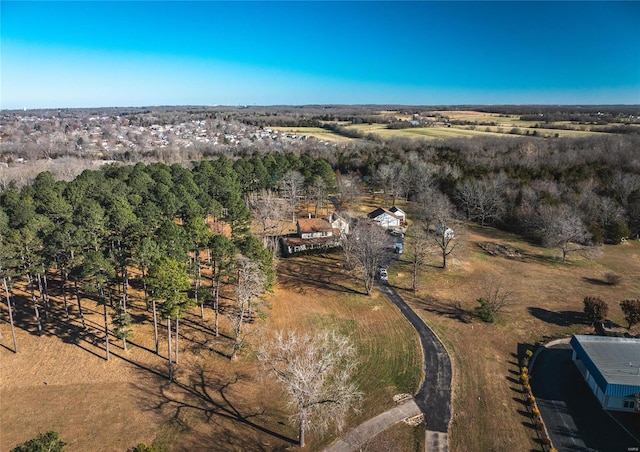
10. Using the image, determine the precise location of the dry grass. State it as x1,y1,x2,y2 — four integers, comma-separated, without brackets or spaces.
391,223,640,451
1,250,421,451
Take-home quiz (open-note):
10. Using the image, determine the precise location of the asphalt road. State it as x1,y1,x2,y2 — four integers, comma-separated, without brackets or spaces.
378,282,452,433
531,343,640,452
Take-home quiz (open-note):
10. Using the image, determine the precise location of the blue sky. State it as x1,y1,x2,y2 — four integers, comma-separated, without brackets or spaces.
2,1,639,108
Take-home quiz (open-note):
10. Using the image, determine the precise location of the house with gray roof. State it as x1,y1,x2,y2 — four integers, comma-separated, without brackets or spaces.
570,335,640,413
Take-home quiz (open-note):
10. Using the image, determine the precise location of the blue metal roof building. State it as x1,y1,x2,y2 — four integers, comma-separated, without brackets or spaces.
570,335,640,413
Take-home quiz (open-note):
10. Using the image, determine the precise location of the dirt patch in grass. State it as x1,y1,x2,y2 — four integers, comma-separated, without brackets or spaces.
392,224,640,451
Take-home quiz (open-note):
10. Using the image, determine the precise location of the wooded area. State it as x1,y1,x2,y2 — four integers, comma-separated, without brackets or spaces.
1,105,639,450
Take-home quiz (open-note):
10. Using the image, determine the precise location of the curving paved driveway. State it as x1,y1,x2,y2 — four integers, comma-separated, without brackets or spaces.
325,262,452,452
378,283,452,435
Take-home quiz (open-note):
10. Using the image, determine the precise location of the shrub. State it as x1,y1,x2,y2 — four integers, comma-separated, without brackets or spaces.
520,373,529,385
11,431,66,452
532,406,541,418
520,366,528,376
535,418,545,431
620,299,640,329
605,273,622,286
527,394,536,405
583,296,609,325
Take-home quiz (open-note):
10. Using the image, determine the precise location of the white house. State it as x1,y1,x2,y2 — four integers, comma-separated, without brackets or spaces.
368,208,401,228
328,211,350,235
389,206,406,225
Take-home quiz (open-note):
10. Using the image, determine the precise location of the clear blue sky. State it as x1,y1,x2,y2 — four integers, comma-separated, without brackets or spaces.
2,1,639,109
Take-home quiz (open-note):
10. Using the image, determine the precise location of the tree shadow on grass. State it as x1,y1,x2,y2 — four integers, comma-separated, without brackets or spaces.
412,296,472,323
277,257,366,296
527,307,586,327
136,364,297,450
581,276,609,286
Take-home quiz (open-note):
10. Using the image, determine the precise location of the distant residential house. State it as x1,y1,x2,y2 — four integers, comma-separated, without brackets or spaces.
368,208,401,228
282,217,341,256
389,207,406,225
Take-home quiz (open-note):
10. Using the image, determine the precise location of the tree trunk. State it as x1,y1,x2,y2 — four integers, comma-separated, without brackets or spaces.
299,410,306,447
152,299,159,354
167,317,173,380
174,316,179,364
102,288,110,361
121,297,128,351
122,265,129,313
3,278,17,353
442,248,447,269
74,279,87,329
39,273,51,321
60,267,69,320
142,267,149,311
214,275,220,337
28,273,43,336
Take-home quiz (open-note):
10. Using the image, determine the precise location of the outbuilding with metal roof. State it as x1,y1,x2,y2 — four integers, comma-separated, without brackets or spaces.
570,335,640,413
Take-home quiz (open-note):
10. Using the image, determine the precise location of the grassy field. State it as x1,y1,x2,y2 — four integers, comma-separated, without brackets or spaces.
0,244,423,451
3,193,639,451
267,110,625,143
390,215,640,451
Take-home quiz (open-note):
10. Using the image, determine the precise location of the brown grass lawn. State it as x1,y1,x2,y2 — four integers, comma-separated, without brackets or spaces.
1,252,422,451
391,222,640,452
2,200,639,452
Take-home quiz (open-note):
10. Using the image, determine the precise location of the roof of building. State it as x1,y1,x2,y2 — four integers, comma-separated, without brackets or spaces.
368,207,399,219
571,335,640,396
297,217,332,233
389,206,406,216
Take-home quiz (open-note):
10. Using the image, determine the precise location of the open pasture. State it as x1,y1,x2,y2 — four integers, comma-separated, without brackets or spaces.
390,219,640,451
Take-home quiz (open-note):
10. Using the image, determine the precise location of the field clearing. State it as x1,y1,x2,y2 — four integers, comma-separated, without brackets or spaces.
1,252,422,450
348,121,603,140
348,123,512,139
271,126,354,143
390,219,640,452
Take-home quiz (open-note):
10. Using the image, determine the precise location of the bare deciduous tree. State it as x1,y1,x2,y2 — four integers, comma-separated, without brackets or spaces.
474,275,517,323
229,255,266,360
335,172,363,209
456,178,505,227
407,225,429,292
279,170,305,223
421,191,458,269
258,330,362,448
375,162,407,207
342,220,389,295
248,190,287,254
537,204,591,262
